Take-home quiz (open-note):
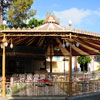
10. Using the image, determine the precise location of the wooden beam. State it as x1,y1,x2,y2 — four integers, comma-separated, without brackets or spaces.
56,38,70,56
76,39,100,54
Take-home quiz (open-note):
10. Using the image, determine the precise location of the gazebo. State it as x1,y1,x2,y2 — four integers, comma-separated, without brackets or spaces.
0,16,100,97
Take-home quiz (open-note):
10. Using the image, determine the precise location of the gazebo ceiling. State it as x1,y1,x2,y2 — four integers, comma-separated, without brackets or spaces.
0,16,100,56
2,36,100,56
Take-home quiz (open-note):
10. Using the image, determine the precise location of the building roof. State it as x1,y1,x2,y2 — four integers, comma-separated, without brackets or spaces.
0,16,100,37
0,16,100,56
29,16,66,31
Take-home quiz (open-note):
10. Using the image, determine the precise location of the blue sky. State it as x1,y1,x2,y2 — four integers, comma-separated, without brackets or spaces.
31,0,100,33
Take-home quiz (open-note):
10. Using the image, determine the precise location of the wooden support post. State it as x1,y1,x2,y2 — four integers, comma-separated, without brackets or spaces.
69,33,72,97
64,56,66,75
2,35,6,97
74,57,77,72
50,55,52,73
50,44,52,74
44,57,47,70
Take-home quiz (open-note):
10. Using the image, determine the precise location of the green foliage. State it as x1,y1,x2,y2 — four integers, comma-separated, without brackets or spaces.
0,0,13,14
77,56,91,64
83,70,88,73
28,18,44,28
0,25,4,30
97,68,100,71
0,0,14,24
0,25,7,30
96,61,100,71
6,0,36,28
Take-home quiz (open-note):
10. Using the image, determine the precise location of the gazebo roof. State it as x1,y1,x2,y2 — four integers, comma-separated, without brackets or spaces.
43,16,59,24
0,16,100,56
33,16,65,31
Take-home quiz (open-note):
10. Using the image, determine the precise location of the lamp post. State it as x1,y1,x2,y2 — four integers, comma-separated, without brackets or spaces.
69,35,72,97
62,20,73,97
62,29,80,96
1,34,13,97
68,20,72,97
2,34,6,97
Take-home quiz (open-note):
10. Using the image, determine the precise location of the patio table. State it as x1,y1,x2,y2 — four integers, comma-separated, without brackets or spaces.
37,79,53,87
38,79,51,82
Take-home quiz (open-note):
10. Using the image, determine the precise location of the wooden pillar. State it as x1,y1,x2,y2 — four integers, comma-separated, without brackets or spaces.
50,44,52,74
74,57,77,72
2,35,6,97
64,56,66,75
0,0,3,25
44,57,47,70
69,33,72,97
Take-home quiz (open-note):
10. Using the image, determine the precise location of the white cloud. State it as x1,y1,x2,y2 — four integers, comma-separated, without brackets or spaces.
54,8,100,27
93,11,100,16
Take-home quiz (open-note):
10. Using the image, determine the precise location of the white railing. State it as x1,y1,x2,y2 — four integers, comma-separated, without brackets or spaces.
5,82,67,97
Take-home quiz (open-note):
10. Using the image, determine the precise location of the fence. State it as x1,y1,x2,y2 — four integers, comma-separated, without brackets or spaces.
0,78,100,97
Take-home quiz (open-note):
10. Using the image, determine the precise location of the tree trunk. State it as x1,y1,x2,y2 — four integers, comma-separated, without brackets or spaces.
0,0,3,25
83,64,85,71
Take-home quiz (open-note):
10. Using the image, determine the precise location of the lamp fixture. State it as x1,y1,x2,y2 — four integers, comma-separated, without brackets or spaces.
66,42,69,47
69,20,72,26
76,42,80,47
1,44,3,48
62,40,65,48
10,43,13,49
62,44,65,48
4,42,8,47
1,35,14,49
62,40,80,48
72,44,75,48
10,39,13,49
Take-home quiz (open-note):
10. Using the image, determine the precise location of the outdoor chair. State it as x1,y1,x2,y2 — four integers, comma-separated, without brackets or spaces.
34,74,39,78
39,74,46,80
19,74,25,82
26,74,33,82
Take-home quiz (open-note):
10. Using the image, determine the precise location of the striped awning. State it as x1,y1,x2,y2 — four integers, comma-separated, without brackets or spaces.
6,36,100,56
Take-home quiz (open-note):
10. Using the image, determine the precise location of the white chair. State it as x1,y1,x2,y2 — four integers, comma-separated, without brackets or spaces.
33,74,39,82
26,74,33,82
40,74,45,80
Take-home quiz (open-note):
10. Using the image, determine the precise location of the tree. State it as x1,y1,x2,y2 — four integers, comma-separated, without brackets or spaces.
0,0,13,24
6,0,36,28
28,18,44,28
77,56,91,71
